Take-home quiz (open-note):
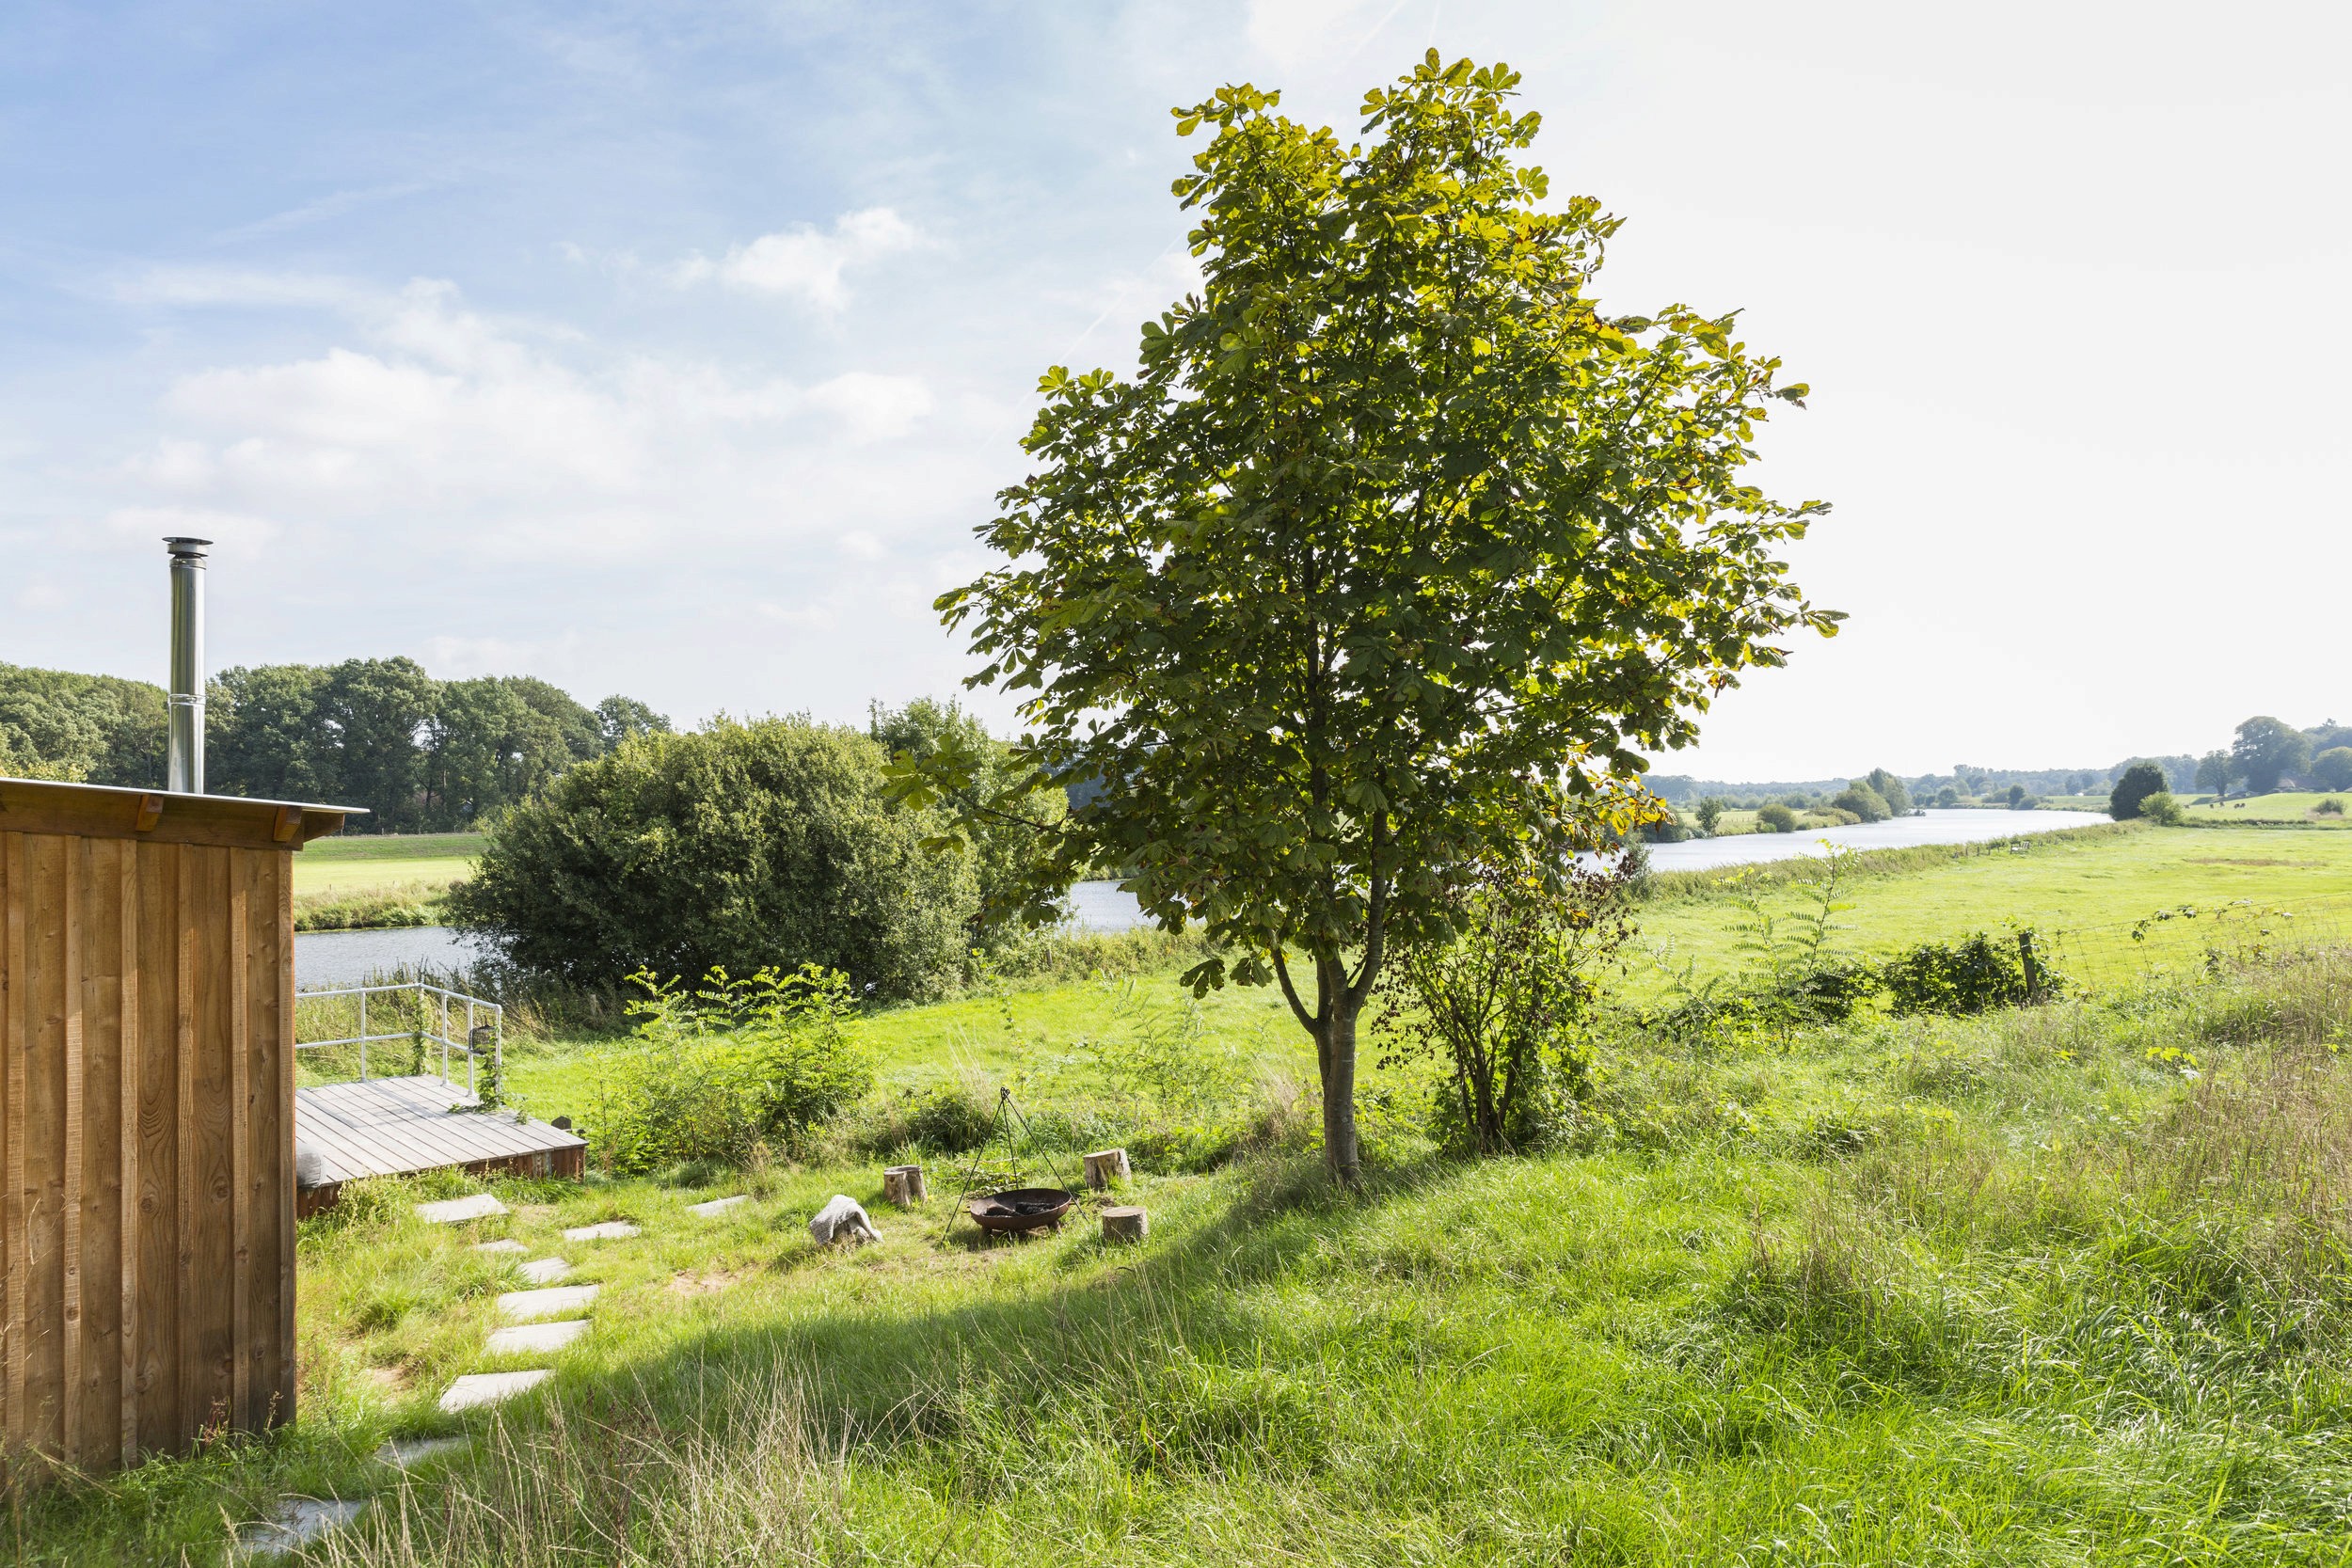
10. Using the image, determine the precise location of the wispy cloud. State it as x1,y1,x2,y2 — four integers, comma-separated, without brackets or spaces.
664,207,928,311
207,181,439,245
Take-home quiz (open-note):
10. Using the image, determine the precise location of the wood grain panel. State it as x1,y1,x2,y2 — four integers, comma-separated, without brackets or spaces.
1,804,307,1471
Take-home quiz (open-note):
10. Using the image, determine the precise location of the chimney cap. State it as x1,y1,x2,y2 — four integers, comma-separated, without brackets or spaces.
162,536,213,558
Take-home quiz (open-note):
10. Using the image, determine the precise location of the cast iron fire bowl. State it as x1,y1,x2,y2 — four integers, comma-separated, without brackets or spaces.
967,1186,1076,1233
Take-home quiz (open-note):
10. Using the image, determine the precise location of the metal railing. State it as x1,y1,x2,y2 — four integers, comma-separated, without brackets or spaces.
294,981,502,1100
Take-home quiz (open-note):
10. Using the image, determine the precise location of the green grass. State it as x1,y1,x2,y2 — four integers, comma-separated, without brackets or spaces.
19,939,2352,1564
23,823,2352,1563
1638,822,2352,989
2183,792,2352,826
304,832,487,863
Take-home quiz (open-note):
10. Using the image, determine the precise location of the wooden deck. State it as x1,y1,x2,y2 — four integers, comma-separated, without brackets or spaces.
294,1075,587,1185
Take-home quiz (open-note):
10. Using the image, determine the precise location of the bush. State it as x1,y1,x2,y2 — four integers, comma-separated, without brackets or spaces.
589,966,873,1173
2318,797,2345,817
1880,931,2061,1016
2108,760,2168,821
1756,802,1799,833
905,1084,996,1153
2137,790,2185,826
1831,784,1890,823
1692,797,1726,834
450,717,977,1001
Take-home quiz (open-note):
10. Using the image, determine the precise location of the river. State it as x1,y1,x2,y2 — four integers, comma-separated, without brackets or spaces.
293,808,2107,987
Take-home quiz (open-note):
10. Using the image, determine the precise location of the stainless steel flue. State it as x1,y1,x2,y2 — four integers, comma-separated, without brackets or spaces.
164,536,211,793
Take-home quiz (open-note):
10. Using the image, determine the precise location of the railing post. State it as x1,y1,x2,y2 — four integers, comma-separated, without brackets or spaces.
358,990,368,1081
466,995,477,1099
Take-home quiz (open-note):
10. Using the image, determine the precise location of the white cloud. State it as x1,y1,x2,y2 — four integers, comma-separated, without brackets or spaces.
118,278,953,567
668,207,927,311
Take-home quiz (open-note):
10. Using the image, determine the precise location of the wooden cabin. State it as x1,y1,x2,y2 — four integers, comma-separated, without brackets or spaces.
0,777,356,1471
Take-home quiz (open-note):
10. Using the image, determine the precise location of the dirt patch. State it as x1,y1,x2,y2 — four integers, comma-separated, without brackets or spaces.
359,1363,409,1395
667,1269,747,1297
512,1204,559,1222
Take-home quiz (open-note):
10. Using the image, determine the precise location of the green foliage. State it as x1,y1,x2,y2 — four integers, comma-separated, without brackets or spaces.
904,53,1836,1179
2197,749,2235,799
1692,797,1726,833
0,661,167,784
1933,785,1960,807
2233,715,2312,794
1864,767,1912,816
1375,853,1635,1154
1879,930,2060,1016
2320,797,2346,816
590,966,872,1173
204,657,666,830
1831,782,1890,822
868,697,1067,951
903,1084,996,1153
2108,760,2168,820
452,718,977,1001
2137,789,2185,826
1756,802,1799,833
2312,747,2352,792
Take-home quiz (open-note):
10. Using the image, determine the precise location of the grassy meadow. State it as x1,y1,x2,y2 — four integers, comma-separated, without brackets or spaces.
2184,793,2352,827
15,819,2352,1564
291,832,485,930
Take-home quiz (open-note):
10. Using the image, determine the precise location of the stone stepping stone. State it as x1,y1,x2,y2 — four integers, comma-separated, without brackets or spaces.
417,1195,507,1225
375,1434,469,1469
438,1370,552,1413
497,1283,598,1322
486,1319,590,1355
517,1256,572,1284
562,1220,640,1241
689,1195,749,1217
471,1238,529,1254
234,1497,367,1557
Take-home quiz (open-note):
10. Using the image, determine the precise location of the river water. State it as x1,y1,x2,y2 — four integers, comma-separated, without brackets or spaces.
293,809,2106,987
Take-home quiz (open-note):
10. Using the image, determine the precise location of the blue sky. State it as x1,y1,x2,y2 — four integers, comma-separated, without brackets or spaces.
5,0,2348,778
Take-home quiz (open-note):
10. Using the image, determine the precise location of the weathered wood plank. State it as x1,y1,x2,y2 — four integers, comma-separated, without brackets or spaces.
116,835,139,1468
60,836,83,1462
134,836,179,1456
172,842,196,1442
2,832,21,1444
187,846,234,1435
0,780,353,851
24,835,69,1454
228,864,249,1429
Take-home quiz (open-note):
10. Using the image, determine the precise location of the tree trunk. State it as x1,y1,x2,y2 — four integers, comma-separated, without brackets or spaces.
1318,1001,1361,1183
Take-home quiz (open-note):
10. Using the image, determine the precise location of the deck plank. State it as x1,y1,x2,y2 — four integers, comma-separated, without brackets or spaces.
292,1077,583,1185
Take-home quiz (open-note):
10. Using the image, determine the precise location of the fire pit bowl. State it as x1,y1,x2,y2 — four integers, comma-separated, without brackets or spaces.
967,1186,1077,1233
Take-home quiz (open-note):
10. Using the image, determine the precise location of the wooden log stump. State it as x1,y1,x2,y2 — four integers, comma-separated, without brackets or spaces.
882,1164,927,1207
1083,1148,1132,1190
1101,1206,1148,1244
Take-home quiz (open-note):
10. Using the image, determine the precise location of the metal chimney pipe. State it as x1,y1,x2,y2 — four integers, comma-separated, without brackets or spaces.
164,537,211,794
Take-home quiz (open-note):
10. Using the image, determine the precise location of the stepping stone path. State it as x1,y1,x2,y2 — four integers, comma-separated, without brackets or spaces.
440,1370,552,1413
375,1434,469,1469
433,1219,636,1425
417,1194,508,1225
498,1284,598,1322
235,1497,369,1558
689,1195,749,1217
486,1319,590,1354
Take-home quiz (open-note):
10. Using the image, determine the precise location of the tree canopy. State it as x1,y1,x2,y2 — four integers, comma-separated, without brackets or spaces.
898,54,1836,1179
2232,716,2311,794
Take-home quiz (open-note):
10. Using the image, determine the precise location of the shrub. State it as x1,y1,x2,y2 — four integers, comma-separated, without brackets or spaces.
906,1084,996,1153
1880,931,2061,1016
1933,786,1960,807
1832,784,1890,823
450,717,977,1001
590,965,873,1173
2318,797,2345,816
1692,797,1726,834
2137,790,2185,826
2108,760,2168,820
1756,802,1799,833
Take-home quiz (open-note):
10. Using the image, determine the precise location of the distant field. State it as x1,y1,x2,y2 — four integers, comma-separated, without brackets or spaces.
1640,822,2352,990
295,832,484,896
2183,791,2350,826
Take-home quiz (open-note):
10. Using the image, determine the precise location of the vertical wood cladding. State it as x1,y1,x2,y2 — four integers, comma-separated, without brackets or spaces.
0,830,296,1469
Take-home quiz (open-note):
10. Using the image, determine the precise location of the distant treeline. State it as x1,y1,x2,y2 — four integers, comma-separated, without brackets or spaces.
1654,715,2352,804
0,658,668,832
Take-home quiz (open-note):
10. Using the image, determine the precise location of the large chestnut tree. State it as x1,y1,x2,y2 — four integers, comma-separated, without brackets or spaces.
899,54,1837,1180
